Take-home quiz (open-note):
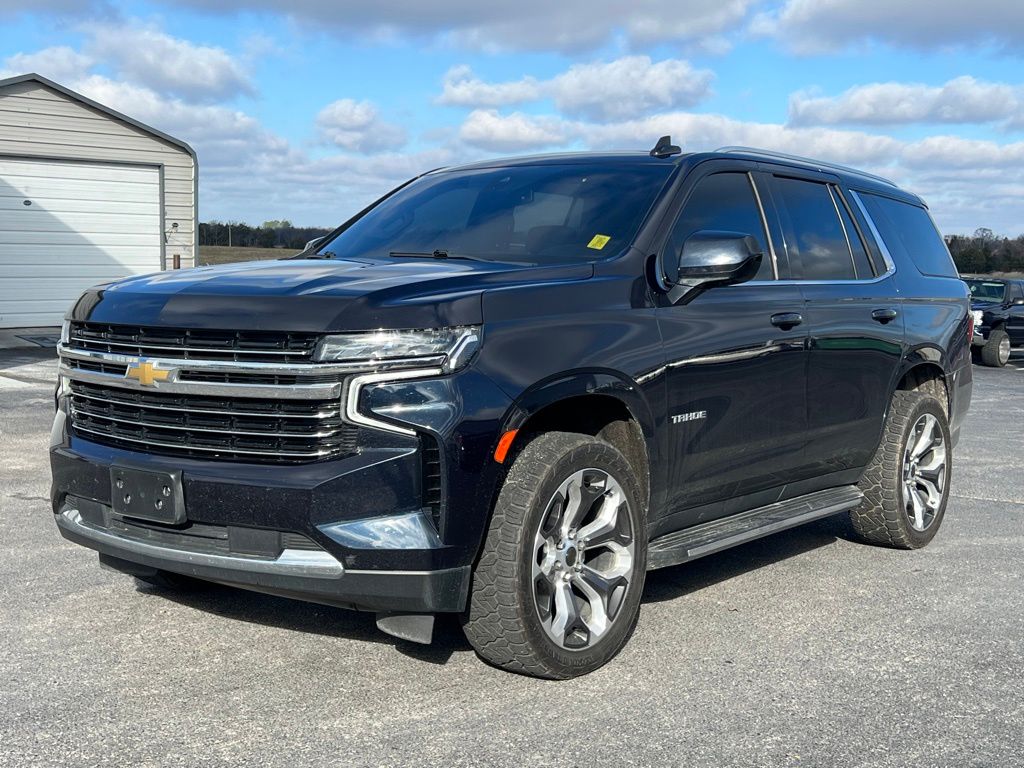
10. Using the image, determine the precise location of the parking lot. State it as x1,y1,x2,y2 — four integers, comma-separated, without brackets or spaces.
2,347,1022,768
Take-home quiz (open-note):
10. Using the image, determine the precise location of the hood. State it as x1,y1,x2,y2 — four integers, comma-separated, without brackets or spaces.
969,298,1002,311
70,257,593,331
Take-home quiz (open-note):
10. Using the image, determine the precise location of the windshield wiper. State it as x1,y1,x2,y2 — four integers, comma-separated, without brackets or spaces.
389,249,529,265
390,249,470,260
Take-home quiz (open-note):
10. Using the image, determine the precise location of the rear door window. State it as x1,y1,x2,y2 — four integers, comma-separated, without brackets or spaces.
771,176,857,281
858,193,958,278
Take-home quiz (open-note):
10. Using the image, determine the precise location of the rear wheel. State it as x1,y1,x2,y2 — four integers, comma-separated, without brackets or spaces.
463,431,646,679
850,390,952,548
980,328,1011,367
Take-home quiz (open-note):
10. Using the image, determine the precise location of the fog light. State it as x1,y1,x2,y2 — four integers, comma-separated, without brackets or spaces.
318,511,442,550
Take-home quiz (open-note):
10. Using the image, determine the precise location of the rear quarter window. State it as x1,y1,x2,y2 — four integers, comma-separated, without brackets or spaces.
859,193,958,278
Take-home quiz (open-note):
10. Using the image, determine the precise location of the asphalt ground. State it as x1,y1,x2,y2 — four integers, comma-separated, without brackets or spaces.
2,348,1022,767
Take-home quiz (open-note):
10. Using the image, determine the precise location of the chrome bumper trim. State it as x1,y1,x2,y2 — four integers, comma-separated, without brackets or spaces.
57,508,345,579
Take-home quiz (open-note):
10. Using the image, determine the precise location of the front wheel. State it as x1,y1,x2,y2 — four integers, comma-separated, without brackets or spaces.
980,328,1011,367
463,432,647,679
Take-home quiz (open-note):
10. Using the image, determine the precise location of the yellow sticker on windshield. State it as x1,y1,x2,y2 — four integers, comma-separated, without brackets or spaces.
587,234,611,250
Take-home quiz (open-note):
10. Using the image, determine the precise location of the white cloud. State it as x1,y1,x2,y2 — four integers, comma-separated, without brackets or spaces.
438,56,714,122
458,109,570,152
315,98,406,152
437,66,541,108
789,77,1024,127
0,46,94,81
550,57,714,121
167,0,757,52
83,22,254,102
752,0,1024,54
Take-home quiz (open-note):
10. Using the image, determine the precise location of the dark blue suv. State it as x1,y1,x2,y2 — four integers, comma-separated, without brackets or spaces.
51,140,973,678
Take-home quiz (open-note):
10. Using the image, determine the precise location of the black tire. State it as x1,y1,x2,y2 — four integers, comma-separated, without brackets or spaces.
463,431,647,679
850,391,952,549
980,328,1011,367
134,571,209,591
970,347,983,365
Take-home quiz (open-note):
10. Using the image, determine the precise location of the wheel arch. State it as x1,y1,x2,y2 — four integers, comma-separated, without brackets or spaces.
494,370,658,511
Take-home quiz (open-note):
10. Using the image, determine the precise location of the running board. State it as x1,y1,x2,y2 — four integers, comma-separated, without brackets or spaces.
647,485,863,571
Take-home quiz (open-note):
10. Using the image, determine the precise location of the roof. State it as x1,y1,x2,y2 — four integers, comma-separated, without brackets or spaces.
438,145,920,204
0,73,197,161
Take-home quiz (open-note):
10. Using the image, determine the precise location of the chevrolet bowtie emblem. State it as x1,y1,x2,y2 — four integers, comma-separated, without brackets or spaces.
125,360,172,386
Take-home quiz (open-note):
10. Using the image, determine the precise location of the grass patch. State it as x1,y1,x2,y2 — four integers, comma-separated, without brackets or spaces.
198,246,299,266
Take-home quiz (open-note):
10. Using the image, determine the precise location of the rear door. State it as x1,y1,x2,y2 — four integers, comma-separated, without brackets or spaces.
767,171,905,478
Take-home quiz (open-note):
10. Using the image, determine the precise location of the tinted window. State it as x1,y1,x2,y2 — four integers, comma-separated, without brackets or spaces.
965,279,1007,303
317,163,674,264
773,176,856,280
833,189,875,278
859,193,958,278
668,172,774,280
1012,282,1024,302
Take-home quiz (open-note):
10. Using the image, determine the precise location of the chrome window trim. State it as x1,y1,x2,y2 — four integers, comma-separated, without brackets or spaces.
826,184,859,279
747,171,779,280
849,190,898,276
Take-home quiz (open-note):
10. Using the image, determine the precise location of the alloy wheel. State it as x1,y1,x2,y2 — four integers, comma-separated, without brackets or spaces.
901,413,947,532
530,468,636,651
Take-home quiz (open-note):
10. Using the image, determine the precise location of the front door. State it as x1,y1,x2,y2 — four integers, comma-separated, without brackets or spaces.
656,167,810,530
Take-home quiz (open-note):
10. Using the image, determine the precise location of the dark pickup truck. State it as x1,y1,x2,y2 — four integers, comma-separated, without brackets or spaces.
966,277,1024,366
51,140,972,678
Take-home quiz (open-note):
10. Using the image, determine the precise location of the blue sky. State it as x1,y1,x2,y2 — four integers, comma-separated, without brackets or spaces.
1,0,1022,234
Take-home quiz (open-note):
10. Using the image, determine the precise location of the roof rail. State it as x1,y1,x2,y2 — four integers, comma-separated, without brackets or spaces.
714,146,897,188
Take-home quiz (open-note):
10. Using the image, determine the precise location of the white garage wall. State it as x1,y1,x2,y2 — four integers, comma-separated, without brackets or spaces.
0,78,195,275
0,157,162,327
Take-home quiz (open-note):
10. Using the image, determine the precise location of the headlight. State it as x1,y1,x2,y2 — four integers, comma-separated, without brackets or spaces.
60,319,71,345
315,326,480,372
971,310,983,327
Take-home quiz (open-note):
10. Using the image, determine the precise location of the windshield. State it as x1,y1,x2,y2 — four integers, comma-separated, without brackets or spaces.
315,163,675,264
965,279,1007,303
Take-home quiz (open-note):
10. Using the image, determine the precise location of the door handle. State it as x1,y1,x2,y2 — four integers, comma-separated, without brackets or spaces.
770,312,803,329
871,308,899,324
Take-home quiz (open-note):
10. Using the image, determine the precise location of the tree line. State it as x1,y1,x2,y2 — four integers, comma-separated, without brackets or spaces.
199,220,332,251
945,229,1024,275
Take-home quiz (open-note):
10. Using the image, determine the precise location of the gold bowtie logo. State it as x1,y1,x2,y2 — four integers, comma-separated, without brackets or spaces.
125,360,171,386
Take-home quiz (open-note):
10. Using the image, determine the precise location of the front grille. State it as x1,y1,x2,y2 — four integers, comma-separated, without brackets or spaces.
69,322,319,363
69,381,359,463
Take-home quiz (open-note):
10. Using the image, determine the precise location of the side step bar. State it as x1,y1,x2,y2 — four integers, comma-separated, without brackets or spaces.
647,485,863,571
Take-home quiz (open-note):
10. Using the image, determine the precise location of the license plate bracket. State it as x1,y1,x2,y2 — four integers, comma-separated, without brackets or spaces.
110,465,185,524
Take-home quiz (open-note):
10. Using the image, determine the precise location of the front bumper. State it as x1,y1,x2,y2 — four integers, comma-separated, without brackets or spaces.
55,499,469,612
50,416,474,614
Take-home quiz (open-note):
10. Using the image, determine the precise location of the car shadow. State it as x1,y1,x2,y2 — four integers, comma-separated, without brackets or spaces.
133,579,473,665
135,514,855,666
642,514,852,604
0,346,56,371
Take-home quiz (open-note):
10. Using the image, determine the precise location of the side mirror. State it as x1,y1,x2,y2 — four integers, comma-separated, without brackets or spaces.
669,230,763,301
